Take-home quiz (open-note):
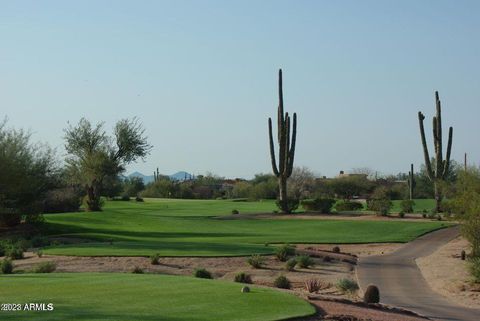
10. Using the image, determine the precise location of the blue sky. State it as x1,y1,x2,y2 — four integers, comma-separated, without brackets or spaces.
1,0,479,178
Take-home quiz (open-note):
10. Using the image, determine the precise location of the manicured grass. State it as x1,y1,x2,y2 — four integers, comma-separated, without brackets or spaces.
41,199,448,256
0,273,315,321
391,199,436,213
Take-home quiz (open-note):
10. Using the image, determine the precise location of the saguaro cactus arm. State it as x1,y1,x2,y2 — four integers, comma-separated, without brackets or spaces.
268,118,279,177
418,112,433,179
442,126,453,177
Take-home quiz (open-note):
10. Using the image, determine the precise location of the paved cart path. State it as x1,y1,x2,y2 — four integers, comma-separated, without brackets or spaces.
357,226,480,321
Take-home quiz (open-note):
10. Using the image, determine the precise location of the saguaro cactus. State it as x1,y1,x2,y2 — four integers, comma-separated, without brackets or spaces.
268,69,297,213
407,163,415,200
418,91,453,213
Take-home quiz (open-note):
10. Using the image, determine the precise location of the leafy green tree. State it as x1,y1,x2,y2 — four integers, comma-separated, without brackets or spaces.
329,176,374,200
0,120,56,226
64,118,151,211
123,177,145,197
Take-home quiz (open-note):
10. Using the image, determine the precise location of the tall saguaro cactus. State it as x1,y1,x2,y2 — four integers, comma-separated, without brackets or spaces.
418,91,453,213
407,163,415,200
268,69,297,213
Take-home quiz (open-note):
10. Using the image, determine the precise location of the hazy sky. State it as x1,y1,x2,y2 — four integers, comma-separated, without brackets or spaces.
1,0,479,178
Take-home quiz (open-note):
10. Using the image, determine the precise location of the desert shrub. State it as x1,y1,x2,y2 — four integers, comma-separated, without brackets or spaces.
193,268,212,279
323,255,332,262
231,209,239,215
36,250,43,258
400,199,415,213
1,258,14,274
15,239,31,251
120,194,130,201
304,279,322,293
132,266,144,274
335,201,363,212
367,198,393,216
332,246,340,253
363,284,380,303
469,258,480,283
43,188,82,213
399,211,405,218
275,244,295,262
33,261,56,273
336,278,359,293
234,272,252,284
296,255,314,268
301,198,336,213
286,258,297,271
247,254,265,269
135,196,144,202
6,246,24,260
241,286,250,293
461,250,466,261
273,275,291,289
275,198,299,213
150,253,160,265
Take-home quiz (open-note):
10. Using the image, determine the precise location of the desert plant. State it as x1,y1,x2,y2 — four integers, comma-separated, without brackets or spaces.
418,91,453,213
150,253,160,265
301,198,336,213
247,254,265,269
132,266,144,274
268,69,298,213
336,278,359,293
400,199,415,213
193,268,212,279
469,258,480,283
234,272,252,284
399,211,405,218
0,258,14,274
275,244,295,262
323,255,332,262
275,198,299,213
135,196,144,202
286,258,297,271
461,250,466,261
304,279,322,293
273,275,291,289
296,255,314,268
6,246,24,260
335,201,363,212
231,209,239,214
33,261,56,273
363,284,380,303
36,250,43,258
332,246,340,253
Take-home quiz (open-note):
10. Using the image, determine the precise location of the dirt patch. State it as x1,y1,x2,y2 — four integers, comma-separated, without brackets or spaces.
296,243,402,258
416,236,480,309
303,298,427,321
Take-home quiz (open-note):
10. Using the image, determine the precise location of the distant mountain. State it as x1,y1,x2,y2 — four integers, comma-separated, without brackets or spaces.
127,171,193,184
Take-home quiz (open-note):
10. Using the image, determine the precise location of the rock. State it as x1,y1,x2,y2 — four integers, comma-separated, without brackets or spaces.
241,286,250,293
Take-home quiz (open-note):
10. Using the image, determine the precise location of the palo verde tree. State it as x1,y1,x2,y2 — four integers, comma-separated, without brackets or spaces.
64,118,151,211
268,69,297,213
418,91,453,213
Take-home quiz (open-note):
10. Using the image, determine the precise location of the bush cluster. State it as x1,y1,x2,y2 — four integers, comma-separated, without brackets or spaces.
0,259,14,274
296,255,314,268
247,255,265,269
275,244,295,262
273,275,291,289
336,278,359,293
234,272,252,284
335,201,363,212
400,199,415,213
43,188,82,213
193,268,212,279
276,198,300,213
33,261,56,273
301,198,335,213
285,258,297,271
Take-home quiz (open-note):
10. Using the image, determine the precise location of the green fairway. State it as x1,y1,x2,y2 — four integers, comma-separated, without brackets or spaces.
391,199,436,213
0,273,315,321
40,199,448,256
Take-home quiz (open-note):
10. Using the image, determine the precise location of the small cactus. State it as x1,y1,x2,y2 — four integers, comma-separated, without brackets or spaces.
461,250,466,261
364,284,380,303
332,246,340,253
